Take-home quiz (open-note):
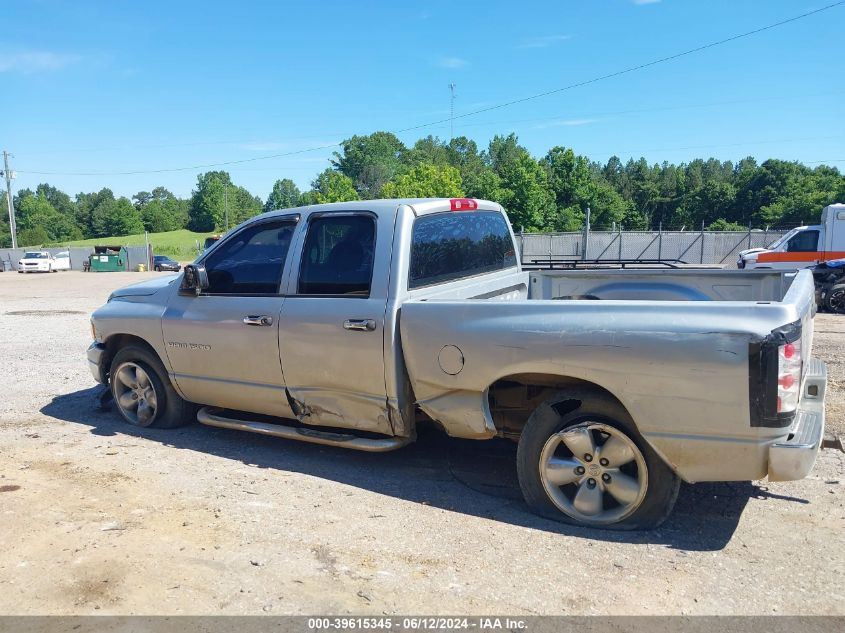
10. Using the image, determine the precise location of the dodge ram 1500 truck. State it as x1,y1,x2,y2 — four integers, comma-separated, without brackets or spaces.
88,198,827,529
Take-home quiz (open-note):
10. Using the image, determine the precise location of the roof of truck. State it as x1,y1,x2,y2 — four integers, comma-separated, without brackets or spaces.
261,197,502,220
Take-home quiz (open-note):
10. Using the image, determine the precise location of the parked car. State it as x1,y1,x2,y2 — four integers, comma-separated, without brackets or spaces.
87,198,828,529
153,255,181,272
18,251,60,273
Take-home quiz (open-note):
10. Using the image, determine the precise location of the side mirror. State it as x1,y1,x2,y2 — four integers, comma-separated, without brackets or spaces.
180,264,210,295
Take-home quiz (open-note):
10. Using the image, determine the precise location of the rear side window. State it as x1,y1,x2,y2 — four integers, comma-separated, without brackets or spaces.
409,211,517,289
298,215,376,296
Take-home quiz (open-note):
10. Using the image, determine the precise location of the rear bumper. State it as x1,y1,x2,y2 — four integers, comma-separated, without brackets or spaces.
768,357,827,482
87,342,108,384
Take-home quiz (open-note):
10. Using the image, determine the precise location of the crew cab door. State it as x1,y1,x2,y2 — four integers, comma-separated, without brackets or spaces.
161,216,299,417
278,211,393,435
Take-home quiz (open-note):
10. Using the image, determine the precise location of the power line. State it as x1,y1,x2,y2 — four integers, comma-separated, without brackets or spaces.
20,91,835,159
19,142,342,176
15,0,845,178
448,92,845,131
393,1,845,134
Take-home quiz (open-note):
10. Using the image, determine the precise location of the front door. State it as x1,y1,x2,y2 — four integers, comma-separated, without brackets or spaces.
279,212,392,435
162,217,298,417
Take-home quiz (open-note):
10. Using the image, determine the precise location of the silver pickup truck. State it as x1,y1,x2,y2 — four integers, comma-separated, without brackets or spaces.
88,198,827,529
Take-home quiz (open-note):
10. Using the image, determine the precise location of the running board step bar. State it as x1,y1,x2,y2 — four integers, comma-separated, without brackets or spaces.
197,407,411,453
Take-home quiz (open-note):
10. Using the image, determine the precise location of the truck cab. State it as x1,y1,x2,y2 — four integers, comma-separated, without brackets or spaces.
738,203,845,269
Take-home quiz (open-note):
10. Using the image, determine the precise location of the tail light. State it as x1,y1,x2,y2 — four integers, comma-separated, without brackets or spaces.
776,340,802,413
450,198,478,211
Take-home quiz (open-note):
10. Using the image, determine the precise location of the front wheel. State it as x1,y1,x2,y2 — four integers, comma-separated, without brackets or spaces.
517,391,679,530
110,345,196,428
825,284,845,314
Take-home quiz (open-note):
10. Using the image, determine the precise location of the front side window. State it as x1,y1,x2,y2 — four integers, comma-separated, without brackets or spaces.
786,230,819,253
409,211,517,289
203,219,296,294
298,215,375,296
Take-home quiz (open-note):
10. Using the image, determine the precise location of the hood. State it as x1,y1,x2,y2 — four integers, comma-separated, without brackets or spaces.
109,274,178,299
738,248,768,258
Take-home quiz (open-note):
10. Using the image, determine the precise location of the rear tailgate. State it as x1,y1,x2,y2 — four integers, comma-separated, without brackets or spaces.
748,269,817,429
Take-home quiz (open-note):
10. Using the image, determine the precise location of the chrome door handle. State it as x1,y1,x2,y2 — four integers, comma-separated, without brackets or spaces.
243,315,273,326
343,319,376,332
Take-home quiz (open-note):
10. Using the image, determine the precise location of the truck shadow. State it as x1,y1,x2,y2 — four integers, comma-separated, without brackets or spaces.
42,387,809,552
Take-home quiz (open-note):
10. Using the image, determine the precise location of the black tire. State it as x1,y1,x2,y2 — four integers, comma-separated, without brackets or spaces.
110,344,196,428
824,284,845,314
516,389,680,530
154,266,161,272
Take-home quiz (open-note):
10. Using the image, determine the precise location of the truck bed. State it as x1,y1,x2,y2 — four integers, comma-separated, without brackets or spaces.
528,268,796,302
400,268,817,483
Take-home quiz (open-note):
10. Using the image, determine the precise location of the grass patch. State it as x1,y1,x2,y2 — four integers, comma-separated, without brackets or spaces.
62,229,217,261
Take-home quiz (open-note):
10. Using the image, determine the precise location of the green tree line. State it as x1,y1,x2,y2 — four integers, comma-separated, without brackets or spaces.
3,132,843,247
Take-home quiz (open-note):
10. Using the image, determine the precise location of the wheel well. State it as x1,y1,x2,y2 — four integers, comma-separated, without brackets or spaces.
487,373,633,440
102,334,162,379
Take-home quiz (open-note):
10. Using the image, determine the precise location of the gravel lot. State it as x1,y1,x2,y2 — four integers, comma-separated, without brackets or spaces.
0,271,843,615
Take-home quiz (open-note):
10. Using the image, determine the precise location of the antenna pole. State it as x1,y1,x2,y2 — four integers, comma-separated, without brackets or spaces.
449,83,457,141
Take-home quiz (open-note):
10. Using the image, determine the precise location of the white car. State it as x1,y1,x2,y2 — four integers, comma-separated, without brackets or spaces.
17,251,67,273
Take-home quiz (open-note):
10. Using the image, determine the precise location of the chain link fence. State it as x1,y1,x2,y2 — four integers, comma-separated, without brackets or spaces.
518,228,791,267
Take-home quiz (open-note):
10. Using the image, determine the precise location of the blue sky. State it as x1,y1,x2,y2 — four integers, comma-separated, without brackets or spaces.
3,0,843,201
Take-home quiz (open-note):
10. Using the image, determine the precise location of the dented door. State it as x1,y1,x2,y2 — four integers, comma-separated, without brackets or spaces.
278,211,393,435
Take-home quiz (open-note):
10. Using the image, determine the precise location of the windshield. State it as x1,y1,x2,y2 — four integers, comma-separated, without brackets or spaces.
767,228,801,250
23,252,48,259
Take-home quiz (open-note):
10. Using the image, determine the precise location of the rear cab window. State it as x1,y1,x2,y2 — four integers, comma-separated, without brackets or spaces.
409,211,517,289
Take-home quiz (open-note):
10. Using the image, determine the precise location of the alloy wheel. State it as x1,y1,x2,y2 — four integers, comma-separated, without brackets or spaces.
539,422,648,526
113,362,159,425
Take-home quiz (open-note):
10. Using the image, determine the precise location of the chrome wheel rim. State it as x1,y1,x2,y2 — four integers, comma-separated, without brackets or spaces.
113,362,158,425
539,422,647,526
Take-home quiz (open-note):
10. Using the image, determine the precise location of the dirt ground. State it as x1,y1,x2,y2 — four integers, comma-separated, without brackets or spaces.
0,271,842,615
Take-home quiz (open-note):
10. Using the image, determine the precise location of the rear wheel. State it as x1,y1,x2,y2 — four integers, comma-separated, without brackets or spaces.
110,345,196,428
154,266,161,272
825,284,845,314
517,391,679,530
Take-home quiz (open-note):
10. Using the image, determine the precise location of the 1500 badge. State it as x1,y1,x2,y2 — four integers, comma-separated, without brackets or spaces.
167,341,212,351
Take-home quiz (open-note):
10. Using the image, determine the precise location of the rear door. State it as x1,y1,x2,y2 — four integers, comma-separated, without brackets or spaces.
278,211,393,435
161,216,299,417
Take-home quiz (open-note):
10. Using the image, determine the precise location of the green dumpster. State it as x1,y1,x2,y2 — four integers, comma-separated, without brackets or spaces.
88,246,127,272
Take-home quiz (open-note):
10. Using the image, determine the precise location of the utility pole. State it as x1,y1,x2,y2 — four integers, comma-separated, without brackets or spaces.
2,151,17,249
582,206,590,261
224,182,229,232
449,83,457,141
